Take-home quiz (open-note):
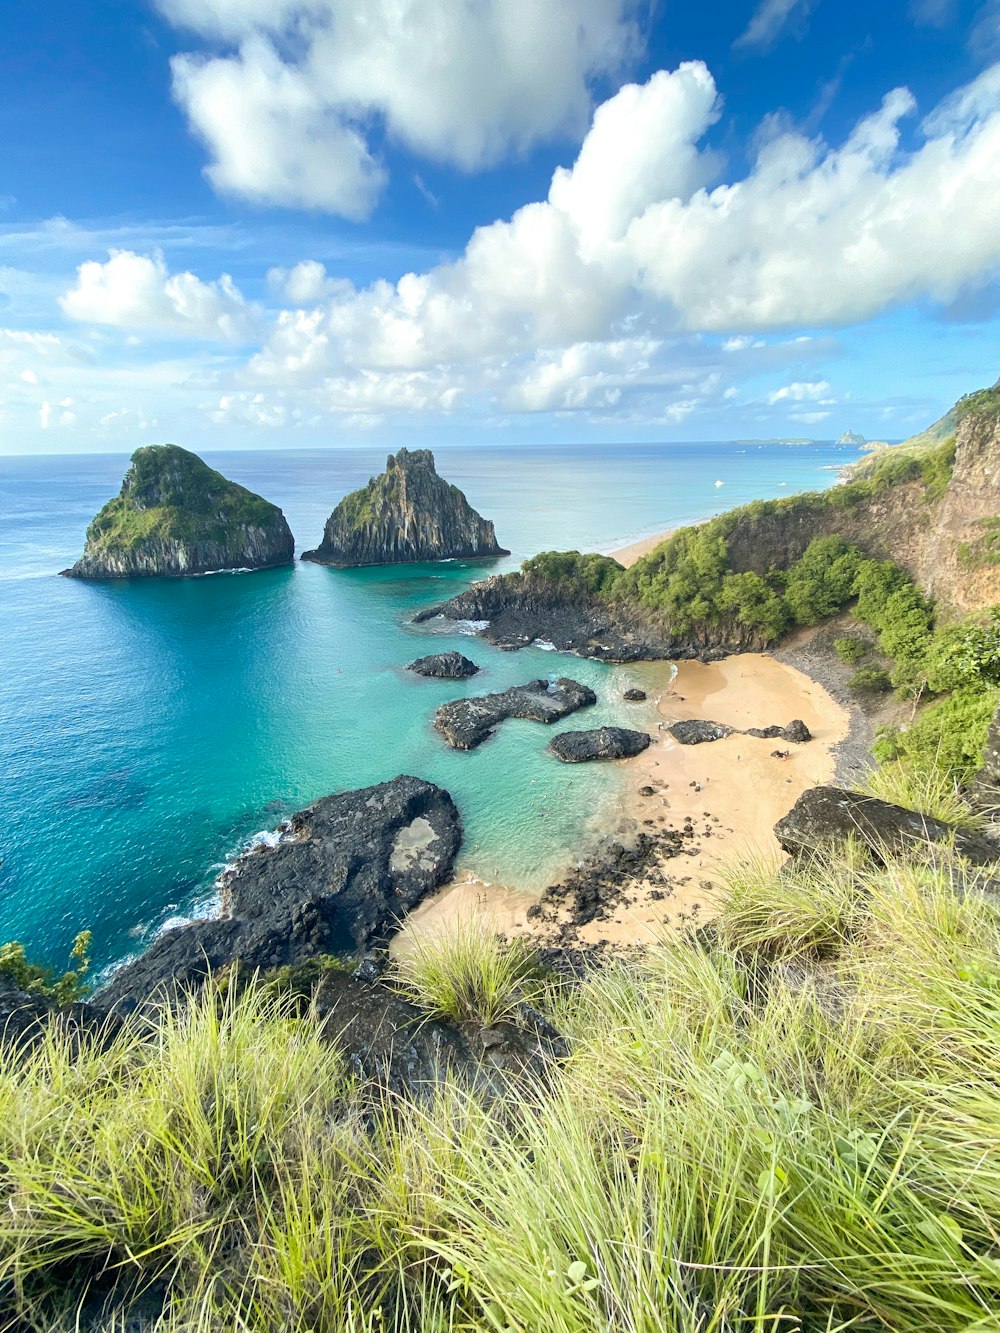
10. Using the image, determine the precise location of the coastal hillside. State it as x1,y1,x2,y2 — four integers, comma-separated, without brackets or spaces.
302,447,509,567
63,445,295,579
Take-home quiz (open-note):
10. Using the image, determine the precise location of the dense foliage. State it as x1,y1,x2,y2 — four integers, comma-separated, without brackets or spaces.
0,931,91,1005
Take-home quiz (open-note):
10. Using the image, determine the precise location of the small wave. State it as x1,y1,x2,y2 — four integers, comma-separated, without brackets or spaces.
192,567,255,577
455,619,490,635
535,639,557,652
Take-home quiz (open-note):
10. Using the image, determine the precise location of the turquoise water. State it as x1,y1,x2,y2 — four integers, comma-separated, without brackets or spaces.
0,442,860,973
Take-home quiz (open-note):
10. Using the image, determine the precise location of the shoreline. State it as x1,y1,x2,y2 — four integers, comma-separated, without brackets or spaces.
395,649,851,952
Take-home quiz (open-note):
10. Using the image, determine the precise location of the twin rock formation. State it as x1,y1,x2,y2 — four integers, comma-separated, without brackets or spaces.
64,445,505,579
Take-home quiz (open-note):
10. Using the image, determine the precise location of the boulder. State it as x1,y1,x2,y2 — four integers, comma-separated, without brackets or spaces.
774,786,1000,866
668,720,734,745
407,651,480,679
313,968,564,1099
434,678,597,750
623,688,647,701
549,727,651,763
92,776,462,1013
62,445,294,579
303,448,508,567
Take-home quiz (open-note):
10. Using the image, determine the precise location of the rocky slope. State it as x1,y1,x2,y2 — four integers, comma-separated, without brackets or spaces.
62,445,294,579
416,392,1000,660
302,447,508,567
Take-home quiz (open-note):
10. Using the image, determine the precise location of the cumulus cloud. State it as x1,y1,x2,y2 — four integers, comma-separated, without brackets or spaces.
60,250,258,341
734,0,816,52
161,0,642,216
241,57,1000,422
766,380,832,404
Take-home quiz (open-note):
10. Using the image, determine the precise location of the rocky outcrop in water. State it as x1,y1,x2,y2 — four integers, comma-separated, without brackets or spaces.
413,575,739,662
549,727,651,763
92,776,461,1013
302,448,508,567
434,678,596,750
407,651,480,679
62,445,294,579
774,786,1000,866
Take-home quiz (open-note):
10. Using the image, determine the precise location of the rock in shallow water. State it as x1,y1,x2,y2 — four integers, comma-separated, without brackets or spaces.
302,447,509,567
549,727,651,763
623,688,648,701
91,775,462,1013
62,444,294,579
407,651,480,679
434,678,597,750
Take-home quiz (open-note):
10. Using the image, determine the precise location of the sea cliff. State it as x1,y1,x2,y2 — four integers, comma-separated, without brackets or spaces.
63,444,294,579
302,447,508,567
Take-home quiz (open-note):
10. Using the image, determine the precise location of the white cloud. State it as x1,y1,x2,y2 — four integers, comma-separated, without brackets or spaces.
766,380,832,404
266,260,351,305
60,250,258,341
734,0,815,52
241,57,1000,424
161,0,642,216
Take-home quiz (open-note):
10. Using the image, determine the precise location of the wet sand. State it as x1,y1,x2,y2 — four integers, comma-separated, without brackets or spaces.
395,652,850,953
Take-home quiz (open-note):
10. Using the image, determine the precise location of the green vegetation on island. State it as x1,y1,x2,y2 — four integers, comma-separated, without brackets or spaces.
65,444,294,578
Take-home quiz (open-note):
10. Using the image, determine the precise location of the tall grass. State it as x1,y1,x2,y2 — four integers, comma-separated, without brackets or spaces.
857,756,991,831
2,845,1000,1329
392,916,544,1025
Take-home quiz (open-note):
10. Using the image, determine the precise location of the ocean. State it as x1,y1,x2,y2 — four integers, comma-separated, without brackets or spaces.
0,441,860,975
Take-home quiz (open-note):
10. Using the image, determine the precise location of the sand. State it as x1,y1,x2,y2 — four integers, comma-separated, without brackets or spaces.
612,529,674,566
394,652,850,953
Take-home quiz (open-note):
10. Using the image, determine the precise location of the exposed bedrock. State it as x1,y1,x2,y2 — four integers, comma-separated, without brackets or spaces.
92,776,462,1014
302,447,509,567
775,786,1000,866
407,651,480,679
549,727,651,763
434,678,597,750
313,968,565,1099
413,577,752,662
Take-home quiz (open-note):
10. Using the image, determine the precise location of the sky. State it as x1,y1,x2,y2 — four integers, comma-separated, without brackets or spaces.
2,0,1000,454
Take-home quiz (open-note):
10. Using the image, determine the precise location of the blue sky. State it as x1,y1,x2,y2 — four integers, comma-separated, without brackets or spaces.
2,0,1000,453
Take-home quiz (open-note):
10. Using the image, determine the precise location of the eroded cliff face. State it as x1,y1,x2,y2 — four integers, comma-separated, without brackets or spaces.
63,445,295,579
723,407,1000,616
302,448,509,567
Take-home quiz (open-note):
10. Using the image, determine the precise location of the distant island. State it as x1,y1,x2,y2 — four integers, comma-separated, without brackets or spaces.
62,445,294,579
837,429,866,445
302,446,509,567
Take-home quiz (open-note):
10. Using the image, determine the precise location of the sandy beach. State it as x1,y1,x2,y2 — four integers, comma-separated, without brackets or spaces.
395,651,850,953
612,529,673,566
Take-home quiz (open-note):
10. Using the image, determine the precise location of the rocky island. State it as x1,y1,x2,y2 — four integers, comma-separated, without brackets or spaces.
302,447,508,567
434,677,596,749
62,444,294,579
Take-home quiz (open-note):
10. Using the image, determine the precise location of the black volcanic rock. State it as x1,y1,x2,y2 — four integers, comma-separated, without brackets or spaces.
774,786,1000,866
62,445,294,579
92,776,461,1014
434,678,597,750
408,651,480,679
623,688,647,701
549,727,651,763
302,448,509,567
745,720,813,742
668,720,734,745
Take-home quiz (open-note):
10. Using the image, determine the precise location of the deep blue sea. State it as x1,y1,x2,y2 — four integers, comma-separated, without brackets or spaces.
0,441,861,975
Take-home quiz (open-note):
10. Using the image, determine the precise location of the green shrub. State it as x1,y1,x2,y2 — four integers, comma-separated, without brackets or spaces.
924,607,1000,692
874,685,999,784
850,666,892,693
0,931,91,1005
834,633,868,664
